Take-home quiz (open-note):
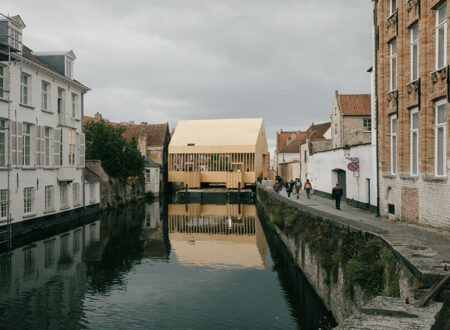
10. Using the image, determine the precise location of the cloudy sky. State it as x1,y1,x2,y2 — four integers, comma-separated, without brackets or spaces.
5,0,372,150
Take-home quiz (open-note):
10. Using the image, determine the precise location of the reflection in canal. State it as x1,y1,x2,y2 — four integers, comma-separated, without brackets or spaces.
0,200,333,330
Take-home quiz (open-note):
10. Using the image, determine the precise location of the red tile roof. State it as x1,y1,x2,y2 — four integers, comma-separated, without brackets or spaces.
123,123,170,147
338,94,371,116
277,131,308,151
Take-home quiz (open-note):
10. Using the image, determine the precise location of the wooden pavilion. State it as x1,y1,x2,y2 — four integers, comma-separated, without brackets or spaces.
168,118,269,188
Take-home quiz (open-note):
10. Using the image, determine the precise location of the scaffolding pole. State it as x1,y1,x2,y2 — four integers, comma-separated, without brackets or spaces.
0,12,23,251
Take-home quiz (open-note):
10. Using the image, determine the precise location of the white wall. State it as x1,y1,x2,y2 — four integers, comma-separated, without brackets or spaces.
307,144,377,207
145,167,160,194
0,49,91,225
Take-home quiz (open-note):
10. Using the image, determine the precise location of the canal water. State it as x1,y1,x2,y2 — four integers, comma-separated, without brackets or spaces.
0,200,334,330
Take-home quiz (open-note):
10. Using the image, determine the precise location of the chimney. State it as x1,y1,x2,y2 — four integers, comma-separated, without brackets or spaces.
141,122,147,125
94,112,103,121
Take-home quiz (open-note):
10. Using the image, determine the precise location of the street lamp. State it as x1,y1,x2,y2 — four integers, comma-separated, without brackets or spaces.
343,145,359,163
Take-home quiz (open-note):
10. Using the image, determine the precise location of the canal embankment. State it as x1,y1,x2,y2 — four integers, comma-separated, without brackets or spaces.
256,184,449,328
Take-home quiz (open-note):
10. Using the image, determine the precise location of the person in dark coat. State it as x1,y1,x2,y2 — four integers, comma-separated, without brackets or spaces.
304,179,312,199
286,180,293,198
332,183,344,210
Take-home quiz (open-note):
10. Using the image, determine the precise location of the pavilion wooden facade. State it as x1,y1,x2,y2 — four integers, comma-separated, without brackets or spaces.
168,118,269,188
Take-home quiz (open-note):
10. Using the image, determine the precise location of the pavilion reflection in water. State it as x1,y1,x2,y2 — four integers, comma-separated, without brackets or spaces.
168,204,267,270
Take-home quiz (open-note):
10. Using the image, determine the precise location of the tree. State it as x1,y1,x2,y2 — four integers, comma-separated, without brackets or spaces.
85,120,144,179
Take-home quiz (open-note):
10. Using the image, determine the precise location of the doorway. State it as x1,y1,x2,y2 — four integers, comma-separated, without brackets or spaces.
332,169,346,200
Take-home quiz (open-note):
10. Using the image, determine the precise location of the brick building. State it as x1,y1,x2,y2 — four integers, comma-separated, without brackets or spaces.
374,0,450,229
331,91,372,149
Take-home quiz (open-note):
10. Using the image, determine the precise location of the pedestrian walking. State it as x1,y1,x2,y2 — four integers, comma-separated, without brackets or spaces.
286,180,293,198
304,179,312,199
332,183,344,210
294,178,302,199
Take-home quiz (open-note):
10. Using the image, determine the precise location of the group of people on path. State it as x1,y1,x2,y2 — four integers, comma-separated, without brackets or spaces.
273,177,344,210
275,178,312,199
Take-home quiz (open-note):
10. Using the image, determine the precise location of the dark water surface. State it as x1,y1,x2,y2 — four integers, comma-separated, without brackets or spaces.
0,200,334,329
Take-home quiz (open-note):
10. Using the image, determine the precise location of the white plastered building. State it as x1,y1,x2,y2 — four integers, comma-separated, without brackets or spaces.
0,15,97,234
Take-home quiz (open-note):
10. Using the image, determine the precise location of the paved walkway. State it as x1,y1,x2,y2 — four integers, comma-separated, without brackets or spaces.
272,188,450,281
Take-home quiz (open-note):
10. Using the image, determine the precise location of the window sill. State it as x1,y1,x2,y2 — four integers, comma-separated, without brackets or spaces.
74,118,81,122
60,206,70,211
73,203,82,208
382,174,397,179
423,176,447,183
19,103,35,110
0,167,9,171
23,213,37,219
399,175,418,182
0,98,11,104
22,166,36,171
41,109,54,114
44,209,56,214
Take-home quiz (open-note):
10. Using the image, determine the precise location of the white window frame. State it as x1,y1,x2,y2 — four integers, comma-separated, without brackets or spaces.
390,115,397,175
0,189,7,219
57,88,65,114
71,93,78,118
65,59,73,79
0,119,6,167
410,23,419,81
44,185,54,212
90,183,96,204
45,127,51,166
60,184,68,209
23,123,32,166
145,169,151,183
389,0,396,16
68,129,76,166
436,2,447,70
390,39,397,91
0,65,5,99
41,81,50,111
435,100,447,176
73,183,80,206
410,109,419,176
363,118,372,132
24,187,33,214
20,72,31,105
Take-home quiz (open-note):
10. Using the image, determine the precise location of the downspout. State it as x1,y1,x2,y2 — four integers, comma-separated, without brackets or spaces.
81,93,86,209
373,0,381,216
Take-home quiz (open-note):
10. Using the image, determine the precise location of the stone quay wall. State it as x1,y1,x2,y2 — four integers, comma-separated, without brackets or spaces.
256,185,420,324
86,160,145,210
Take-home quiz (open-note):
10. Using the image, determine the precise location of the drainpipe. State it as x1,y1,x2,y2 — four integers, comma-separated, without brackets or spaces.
373,0,381,216
81,93,86,208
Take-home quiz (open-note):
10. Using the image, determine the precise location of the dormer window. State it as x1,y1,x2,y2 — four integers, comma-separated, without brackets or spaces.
65,58,73,79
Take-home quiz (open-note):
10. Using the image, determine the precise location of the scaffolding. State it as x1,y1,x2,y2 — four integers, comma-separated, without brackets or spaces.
0,13,23,251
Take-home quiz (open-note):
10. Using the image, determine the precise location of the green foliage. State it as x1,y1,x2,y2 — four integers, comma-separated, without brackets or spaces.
257,187,402,301
85,120,144,179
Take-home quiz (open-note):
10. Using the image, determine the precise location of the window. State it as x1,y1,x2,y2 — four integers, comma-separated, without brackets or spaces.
0,119,5,166
71,93,78,118
389,0,396,16
389,39,397,91
66,59,73,79
9,28,20,50
44,239,55,268
363,118,372,132
60,132,63,166
45,185,54,212
0,65,4,99
304,150,307,163
60,184,68,209
410,23,419,81
23,123,31,166
435,100,447,176
57,88,65,114
436,3,447,70
410,110,419,176
41,81,50,111
0,189,7,218
73,183,80,206
390,116,397,174
145,169,151,183
90,183,96,203
20,73,30,105
45,127,51,166
68,129,76,166
24,187,33,214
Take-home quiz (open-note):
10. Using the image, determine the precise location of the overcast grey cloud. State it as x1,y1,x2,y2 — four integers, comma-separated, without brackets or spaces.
4,0,372,150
